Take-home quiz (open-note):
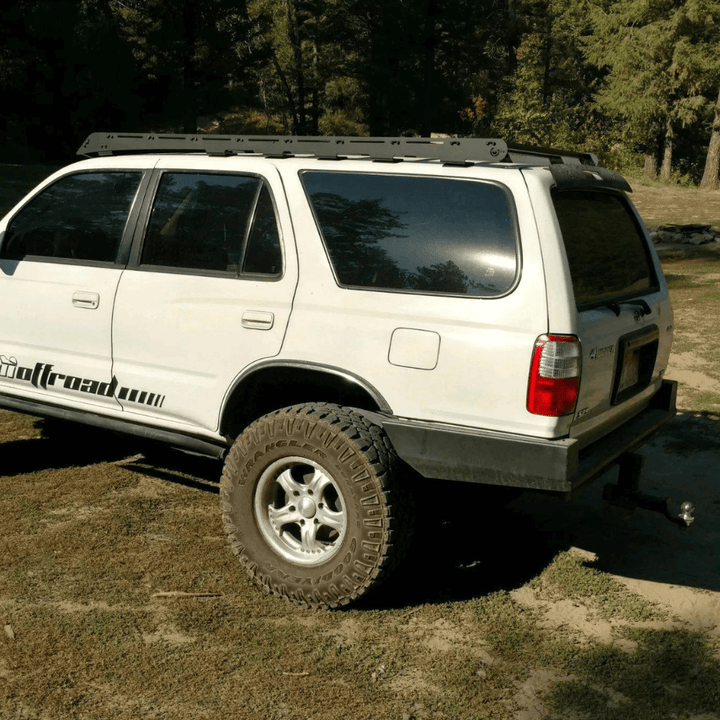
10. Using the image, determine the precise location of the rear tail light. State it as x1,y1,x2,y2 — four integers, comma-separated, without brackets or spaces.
527,335,581,416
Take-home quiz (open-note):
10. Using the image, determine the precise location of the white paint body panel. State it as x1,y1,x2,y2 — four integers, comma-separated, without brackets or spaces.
0,259,121,410
273,160,560,438
0,152,674,447
111,156,298,432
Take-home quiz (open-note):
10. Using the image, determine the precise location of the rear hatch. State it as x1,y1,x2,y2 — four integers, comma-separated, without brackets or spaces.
551,187,673,438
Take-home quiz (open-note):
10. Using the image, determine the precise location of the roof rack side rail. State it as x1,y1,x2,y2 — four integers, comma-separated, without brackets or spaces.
506,142,599,167
78,133,510,164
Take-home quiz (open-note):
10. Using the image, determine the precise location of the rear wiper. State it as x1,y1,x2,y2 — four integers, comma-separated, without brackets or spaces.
597,299,652,317
619,299,652,316
601,301,621,316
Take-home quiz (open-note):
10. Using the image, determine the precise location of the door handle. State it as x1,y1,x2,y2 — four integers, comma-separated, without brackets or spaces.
242,311,274,330
72,291,100,309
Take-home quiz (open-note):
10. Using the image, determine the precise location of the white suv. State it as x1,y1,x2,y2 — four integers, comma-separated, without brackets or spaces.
0,134,678,608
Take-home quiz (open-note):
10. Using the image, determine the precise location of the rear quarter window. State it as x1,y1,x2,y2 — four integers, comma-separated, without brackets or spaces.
552,189,658,308
301,171,518,297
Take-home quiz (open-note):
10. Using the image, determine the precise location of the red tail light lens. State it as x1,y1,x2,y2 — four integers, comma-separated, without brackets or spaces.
527,335,581,416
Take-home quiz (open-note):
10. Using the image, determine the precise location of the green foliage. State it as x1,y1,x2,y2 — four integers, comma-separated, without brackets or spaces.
585,0,720,176
494,0,599,148
1,0,720,181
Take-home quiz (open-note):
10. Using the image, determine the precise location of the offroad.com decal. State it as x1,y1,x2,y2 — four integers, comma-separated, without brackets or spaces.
0,355,165,408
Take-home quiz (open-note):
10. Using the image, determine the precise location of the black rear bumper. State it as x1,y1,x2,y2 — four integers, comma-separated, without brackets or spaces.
381,380,677,493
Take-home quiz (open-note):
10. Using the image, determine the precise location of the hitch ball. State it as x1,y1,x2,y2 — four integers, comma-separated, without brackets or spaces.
679,501,695,527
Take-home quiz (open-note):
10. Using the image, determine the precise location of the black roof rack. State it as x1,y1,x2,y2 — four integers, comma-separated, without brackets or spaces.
78,133,507,164
506,142,599,167
77,133,600,168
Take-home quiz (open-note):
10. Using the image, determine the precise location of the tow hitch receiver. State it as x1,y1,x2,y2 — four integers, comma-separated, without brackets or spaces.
603,452,695,529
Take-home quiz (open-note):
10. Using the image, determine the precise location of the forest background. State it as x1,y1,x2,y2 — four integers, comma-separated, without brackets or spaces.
1,0,720,189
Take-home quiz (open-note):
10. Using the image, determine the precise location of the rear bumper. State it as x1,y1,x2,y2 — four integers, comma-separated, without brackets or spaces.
382,380,676,493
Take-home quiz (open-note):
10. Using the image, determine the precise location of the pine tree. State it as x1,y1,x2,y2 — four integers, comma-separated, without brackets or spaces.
492,0,598,148
111,0,249,133
586,0,720,180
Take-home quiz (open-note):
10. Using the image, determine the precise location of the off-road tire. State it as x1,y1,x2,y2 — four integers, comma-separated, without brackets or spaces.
219,403,413,609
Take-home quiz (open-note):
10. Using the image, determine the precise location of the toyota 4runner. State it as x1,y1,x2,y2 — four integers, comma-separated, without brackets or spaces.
0,133,684,608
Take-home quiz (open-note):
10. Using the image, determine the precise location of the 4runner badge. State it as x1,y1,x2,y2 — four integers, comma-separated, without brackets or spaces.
589,345,614,360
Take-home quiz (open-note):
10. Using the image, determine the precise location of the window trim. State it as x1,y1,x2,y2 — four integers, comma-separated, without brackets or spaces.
299,169,522,299
0,168,150,267
129,169,285,281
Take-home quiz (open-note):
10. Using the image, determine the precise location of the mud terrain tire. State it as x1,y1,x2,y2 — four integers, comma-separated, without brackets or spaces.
219,403,412,609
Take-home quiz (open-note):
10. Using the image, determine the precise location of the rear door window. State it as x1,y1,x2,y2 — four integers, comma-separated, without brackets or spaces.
552,190,658,309
301,172,518,297
140,172,282,276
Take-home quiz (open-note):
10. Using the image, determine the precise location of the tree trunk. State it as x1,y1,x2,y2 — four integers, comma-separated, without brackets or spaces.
700,85,720,191
660,123,673,181
506,0,519,74
644,153,658,179
272,52,300,133
422,0,437,137
285,0,306,134
181,0,198,134
644,128,661,179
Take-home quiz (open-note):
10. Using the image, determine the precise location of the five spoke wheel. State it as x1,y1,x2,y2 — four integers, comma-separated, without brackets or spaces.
254,457,347,565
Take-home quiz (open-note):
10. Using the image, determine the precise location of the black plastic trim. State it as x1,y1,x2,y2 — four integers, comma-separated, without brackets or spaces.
221,359,393,417
549,163,632,193
381,380,676,492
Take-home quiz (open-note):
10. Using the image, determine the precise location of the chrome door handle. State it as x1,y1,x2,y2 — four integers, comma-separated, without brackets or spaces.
241,311,274,330
72,291,100,309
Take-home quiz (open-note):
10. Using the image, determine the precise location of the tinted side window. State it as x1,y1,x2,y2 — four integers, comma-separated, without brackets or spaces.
142,173,260,273
2,172,141,262
243,184,282,275
552,190,657,308
301,172,518,297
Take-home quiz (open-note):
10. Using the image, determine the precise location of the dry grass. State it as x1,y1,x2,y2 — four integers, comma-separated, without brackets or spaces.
2,165,720,720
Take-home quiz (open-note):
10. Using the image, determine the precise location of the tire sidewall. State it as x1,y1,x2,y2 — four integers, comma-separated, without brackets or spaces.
222,407,390,607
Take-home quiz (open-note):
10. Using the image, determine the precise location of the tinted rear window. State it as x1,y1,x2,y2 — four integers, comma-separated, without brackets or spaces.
301,172,518,297
552,190,657,308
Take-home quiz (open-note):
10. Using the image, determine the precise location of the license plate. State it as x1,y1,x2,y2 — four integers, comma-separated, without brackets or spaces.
618,347,640,393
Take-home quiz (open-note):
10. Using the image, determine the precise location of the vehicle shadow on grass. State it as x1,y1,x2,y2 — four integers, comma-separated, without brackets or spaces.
119,450,221,495
368,484,576,609
370,412,720,607
0,419,222,495
0,423,140,476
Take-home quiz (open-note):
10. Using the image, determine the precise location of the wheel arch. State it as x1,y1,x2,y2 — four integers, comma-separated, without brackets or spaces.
218,360,392,439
